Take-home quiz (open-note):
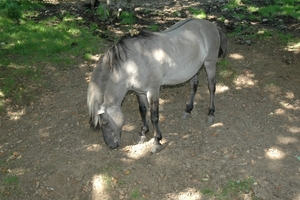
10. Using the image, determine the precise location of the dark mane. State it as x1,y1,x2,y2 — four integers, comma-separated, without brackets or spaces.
102,31,156,70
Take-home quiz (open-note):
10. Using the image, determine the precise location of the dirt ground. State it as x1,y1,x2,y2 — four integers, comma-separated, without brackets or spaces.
1,0,300,199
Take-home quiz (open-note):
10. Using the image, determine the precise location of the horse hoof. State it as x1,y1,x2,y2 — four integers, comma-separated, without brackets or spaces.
206,116,215,124
138,136,147,144
151,144,162,153
182,112,191,119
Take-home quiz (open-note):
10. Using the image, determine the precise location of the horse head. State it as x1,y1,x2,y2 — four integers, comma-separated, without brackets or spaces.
98,105,125,148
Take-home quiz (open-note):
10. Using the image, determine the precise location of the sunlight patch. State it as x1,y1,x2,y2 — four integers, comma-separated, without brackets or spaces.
280,101,300,110
285,42,300,52
294,193,300,200
285,91,294,99
265,84,281,94
216,85,229,94
211,122,224,128
124,138,165,159
123,124,136,132
165,188,202,199
92,174,110,200
7,167,26,176
234,72,258,89
274,108,285,115
86,144,103,152
229,53,244,60
265,147,285,160
277,135,298,144
7,108,26,121
159,98,171,105
288,126,300,134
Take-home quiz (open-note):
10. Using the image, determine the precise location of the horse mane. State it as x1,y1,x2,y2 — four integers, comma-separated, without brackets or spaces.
102,31,156,70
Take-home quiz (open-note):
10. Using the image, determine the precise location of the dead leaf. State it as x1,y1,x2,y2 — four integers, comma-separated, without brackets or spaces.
212,132,218,137
123,170,130,175
2,167,7,173
112,177,118,184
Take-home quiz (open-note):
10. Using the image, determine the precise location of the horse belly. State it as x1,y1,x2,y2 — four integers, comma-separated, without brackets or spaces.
161,63,202,85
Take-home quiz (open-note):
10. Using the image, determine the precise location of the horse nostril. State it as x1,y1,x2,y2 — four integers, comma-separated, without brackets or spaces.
109,143,119,149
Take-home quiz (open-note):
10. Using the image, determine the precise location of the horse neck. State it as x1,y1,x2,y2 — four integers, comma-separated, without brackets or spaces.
102,70,127,107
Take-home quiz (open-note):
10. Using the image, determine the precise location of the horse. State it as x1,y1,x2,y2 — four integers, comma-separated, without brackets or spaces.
87,19,228,152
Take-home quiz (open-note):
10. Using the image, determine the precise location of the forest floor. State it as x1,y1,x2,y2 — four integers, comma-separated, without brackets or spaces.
1,0,300,199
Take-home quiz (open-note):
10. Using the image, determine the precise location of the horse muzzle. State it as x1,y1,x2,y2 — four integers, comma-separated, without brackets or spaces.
107,139,120,149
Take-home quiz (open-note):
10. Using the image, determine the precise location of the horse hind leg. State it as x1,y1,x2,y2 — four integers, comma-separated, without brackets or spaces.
183,75,199,119
204,61,216,124
137,94,149,144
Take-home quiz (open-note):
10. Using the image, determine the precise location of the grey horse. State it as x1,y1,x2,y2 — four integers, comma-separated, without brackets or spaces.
87,19,228,152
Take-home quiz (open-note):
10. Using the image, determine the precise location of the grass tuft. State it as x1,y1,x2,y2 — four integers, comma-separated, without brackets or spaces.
189,7,207,19
0,1,103,110
119,11,135,25
201,177,255,198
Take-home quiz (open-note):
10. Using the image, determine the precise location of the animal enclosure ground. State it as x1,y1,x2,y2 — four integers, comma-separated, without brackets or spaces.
1,0,300,199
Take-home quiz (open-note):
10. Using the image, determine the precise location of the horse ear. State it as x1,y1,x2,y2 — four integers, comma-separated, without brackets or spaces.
97,106,106,115
97,106,109,125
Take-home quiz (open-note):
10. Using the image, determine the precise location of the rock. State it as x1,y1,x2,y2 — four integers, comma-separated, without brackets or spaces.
224,19,230,25
245,40,252,45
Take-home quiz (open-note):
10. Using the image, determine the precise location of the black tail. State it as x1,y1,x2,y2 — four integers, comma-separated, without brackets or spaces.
217,27,229,58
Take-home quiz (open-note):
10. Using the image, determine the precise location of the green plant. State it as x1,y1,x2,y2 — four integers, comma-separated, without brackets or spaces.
3,176,19,186
218,59,235,81
96,5,109,21
232,13,245,20
5,1,22,20
0,2,103,109
201,188,215,195
222,0,243,12
201,177,255,198
258,5,281,19
0,0,43,20
218,15,226,22
130,188,142,199
189,7,207,19
148,24,159,31
222,0,299,21
84,53,93,61
256,29,273,39
119,11,135,25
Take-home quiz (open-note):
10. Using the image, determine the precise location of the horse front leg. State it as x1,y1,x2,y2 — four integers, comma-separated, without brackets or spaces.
147,90,163,153
204,61,216,124
137,94,149,143
183,75,199,119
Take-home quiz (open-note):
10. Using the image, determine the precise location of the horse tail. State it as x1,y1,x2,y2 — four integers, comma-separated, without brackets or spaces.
217,27,229,58
87,82,101,129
